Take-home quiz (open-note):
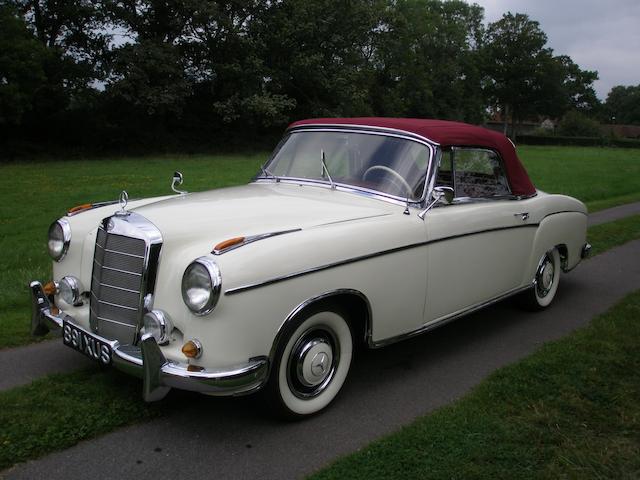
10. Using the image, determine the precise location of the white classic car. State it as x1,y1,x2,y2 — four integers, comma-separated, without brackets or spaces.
31,118,590,417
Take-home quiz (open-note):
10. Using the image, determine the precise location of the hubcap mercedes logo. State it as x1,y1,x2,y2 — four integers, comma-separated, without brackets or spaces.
311,352,329,377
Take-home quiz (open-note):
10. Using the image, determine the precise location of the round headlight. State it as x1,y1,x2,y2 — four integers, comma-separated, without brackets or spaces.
59,276,81,305
181,256,222,315
144,310,173,345
48,219,71,261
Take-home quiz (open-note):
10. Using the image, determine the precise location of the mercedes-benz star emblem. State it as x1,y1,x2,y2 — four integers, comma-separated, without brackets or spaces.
311,352,329,376
119,190,129,213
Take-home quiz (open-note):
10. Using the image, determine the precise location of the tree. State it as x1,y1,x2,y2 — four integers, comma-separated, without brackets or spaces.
557,110,601,137
0,5,49,125
482,13,599,138
372,0,485,122
605,85,640,125
482,13,551,136
254,0,382,120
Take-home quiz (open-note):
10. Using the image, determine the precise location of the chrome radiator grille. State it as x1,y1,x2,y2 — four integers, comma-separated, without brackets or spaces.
90,213,162,344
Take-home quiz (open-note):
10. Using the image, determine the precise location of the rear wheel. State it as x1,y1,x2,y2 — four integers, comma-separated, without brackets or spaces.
266,307,353,419
521,248,561,310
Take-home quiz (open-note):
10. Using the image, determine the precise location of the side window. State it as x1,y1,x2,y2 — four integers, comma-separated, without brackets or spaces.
453,148,510,198
435,150,453,189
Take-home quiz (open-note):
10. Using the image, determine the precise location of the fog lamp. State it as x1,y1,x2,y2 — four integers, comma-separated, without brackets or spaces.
59,276,82,305
143,310,173,345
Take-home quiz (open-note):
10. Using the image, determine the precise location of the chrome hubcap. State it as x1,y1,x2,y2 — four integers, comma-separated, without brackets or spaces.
287,327,339,398
536,254,555,297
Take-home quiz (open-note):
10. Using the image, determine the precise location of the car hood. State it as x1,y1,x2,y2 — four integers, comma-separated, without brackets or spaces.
131,182,394,244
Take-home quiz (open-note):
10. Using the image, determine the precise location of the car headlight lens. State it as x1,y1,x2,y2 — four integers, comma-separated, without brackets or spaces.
48,219,71,261
143,310,173,344
181,256,222,315
59,276,81,305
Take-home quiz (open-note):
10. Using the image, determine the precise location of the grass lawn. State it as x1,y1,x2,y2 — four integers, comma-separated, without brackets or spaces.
588,214,640,256
0,215,639,472
0,145,639,348
0,368,167,471
310,289,640,480
518,145,640,212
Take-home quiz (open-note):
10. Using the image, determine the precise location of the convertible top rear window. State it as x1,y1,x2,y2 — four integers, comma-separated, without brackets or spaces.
265,131,431,201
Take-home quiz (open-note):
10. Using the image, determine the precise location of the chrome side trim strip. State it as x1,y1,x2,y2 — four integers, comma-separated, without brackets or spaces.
368,284,533,348
224,223,540,296
213,228,301,255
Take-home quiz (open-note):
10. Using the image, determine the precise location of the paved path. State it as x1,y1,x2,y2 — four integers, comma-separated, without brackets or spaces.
0,337,92,391
3,201,639,394
4,238,640,480
588,201,640,226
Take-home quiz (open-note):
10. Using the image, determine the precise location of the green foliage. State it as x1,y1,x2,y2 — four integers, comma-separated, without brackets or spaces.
482,13,599,137
1,1,603,155
557,110,603,137
518,135,640,148
311,289,640,479
605,84,640,125
0,5,49,125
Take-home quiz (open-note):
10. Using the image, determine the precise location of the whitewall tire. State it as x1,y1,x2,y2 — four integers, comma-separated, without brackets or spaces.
521,248,561,310
266,307,353,418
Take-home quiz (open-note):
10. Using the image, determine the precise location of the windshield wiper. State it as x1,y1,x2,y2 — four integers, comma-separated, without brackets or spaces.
260,164,279,182
321,150,336,190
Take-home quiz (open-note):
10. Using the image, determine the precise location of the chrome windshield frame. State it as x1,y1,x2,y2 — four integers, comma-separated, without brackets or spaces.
254,126,438,208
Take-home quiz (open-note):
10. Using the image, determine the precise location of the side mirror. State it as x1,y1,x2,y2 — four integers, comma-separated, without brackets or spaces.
418,185,455,220
171,171,187,194
433,185,454,204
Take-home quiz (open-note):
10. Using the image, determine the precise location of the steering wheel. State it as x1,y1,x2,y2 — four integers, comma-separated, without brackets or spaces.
362,165,413,197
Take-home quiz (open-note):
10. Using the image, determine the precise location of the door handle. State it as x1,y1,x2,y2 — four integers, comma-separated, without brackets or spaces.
514,212,529,221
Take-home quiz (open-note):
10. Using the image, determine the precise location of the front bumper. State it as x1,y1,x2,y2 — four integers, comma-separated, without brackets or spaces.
30,281,269,402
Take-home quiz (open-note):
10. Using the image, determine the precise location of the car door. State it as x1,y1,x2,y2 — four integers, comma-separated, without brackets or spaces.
423,147,537,323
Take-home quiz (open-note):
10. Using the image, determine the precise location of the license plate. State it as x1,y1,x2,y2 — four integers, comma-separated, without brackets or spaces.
63,320,112,366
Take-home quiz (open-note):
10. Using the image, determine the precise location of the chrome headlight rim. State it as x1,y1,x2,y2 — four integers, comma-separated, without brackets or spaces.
48,218,71,262
181,256,222,316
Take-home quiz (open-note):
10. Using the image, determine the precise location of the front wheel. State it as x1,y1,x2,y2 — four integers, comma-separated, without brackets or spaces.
265,307,353,419
520,248,561,310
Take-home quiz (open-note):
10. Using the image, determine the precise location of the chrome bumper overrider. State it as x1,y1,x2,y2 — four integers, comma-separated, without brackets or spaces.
30,281,269,402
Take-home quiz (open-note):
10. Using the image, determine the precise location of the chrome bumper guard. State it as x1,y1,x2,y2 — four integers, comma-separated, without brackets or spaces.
30,281,269,402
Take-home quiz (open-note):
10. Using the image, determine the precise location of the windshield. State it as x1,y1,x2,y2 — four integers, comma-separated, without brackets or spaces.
263,130,431,201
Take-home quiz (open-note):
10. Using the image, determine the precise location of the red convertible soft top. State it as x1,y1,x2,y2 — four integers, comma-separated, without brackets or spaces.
288,117,536,197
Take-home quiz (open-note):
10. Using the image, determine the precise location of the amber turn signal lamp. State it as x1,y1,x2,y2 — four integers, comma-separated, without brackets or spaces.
182,339,202,359
43,281,58,296
67,203,93,215
214,236,245,252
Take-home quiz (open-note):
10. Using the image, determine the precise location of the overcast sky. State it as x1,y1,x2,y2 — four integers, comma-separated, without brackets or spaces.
467,0,640,100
